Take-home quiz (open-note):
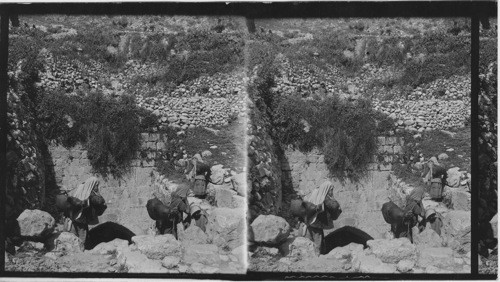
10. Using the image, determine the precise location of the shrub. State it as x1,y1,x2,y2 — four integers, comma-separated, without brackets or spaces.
38,90,156,177
9,36,44,95
271,94,387,182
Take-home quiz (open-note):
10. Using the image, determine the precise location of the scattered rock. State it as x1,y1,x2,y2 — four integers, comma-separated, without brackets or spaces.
397,259,415,273
201,150,212,158
162,256,181,269
51,232,83,254
438,153,449,160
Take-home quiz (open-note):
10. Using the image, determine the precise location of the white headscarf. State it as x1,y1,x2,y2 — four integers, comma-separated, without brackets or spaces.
304,181,334,225
304,181,333,205
70,176,99,221
71,176,99,201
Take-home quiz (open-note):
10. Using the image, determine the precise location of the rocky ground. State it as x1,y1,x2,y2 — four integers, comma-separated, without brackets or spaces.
5,118,247,273
6,170,247,274
249,177,474,273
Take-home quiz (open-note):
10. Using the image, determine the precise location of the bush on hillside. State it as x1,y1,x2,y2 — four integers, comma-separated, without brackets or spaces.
247,41,280,113
38,90,157,177
271,94,391,182
9,36,44,100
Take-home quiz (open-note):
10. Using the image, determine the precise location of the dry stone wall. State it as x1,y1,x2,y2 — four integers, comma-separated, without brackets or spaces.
49,133,170,235
247,104,283,222
281,136,405,239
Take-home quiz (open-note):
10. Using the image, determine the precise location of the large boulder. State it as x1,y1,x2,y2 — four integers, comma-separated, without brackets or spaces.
89,238,129,255
183,244,220,265
132,234,182,260
352,252,398,273
413,228,443,248
178,225,208,244
279,237,316,259
206,207,245,251
17,209,55,238
367,238,417,264
117,250,167,273
51,232,82,254
417,247,454,269
250,215,290,245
